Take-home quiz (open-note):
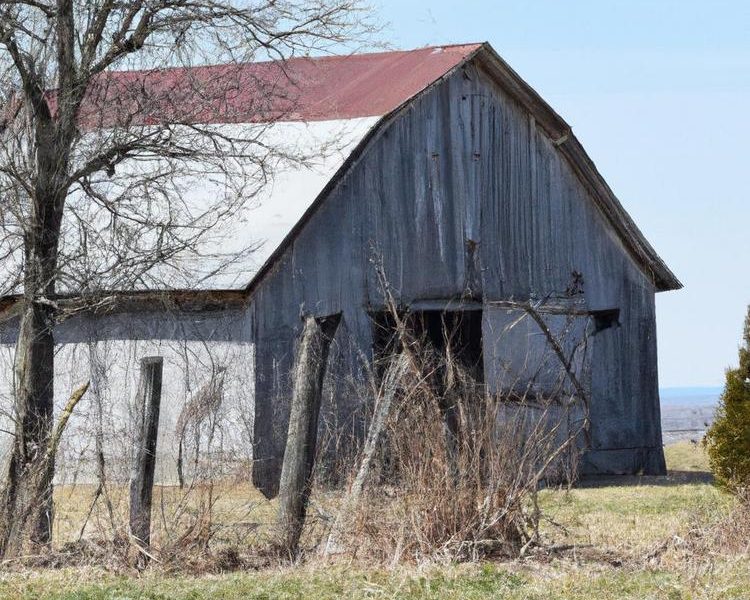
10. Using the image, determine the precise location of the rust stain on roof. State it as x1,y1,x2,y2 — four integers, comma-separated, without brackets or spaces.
48,44,482,127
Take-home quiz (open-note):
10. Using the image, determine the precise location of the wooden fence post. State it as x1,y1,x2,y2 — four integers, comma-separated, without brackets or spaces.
276,314,341,556
129,356,163,566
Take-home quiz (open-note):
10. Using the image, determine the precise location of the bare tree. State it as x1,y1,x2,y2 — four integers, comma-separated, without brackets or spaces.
0,0,374,558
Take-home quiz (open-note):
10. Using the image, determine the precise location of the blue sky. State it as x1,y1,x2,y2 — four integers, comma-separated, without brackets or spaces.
373,0,750,387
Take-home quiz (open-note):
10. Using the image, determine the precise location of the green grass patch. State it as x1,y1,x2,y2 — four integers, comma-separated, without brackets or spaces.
2,561,750,600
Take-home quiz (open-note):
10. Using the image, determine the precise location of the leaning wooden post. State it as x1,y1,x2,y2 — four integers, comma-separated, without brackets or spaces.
276,314,341,556
129,356,164,566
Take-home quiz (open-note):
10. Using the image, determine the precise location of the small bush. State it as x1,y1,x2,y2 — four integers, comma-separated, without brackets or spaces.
704,306,750,492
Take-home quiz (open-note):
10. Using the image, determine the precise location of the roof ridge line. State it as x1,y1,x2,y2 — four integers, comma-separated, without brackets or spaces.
99,43,486,77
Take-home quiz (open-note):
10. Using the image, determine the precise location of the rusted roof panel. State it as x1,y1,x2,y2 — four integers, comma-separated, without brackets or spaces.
48,44,482,128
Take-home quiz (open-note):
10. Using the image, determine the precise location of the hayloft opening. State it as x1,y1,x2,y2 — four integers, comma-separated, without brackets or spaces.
590,308,620,333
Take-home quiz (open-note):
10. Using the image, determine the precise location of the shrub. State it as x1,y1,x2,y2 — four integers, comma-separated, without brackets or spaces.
325,304,587,562
704,306,750,492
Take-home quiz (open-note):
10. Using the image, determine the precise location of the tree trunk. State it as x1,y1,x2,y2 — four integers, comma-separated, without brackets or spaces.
275,314,341,556
129,357,163,566
0,299,57,558
0,157,66,557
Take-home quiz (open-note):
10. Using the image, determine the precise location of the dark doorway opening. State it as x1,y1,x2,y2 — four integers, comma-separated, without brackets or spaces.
370,308,484,382
411,310,484,381
369,307,484,482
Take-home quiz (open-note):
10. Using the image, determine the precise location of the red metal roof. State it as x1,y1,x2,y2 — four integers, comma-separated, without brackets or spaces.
58,44,482,128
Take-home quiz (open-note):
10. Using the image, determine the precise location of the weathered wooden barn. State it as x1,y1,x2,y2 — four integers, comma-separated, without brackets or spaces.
0,43,680,495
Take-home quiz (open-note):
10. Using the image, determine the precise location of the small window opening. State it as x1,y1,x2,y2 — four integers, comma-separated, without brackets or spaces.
590,308,620,333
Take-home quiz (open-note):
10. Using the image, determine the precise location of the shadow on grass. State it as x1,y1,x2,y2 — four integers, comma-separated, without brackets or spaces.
577,470,714,488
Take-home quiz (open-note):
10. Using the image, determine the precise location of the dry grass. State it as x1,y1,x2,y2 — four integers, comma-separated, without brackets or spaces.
532,442,724,556
665,440,712,472
1,443,745,599
538,482,726,555
53,479,275,548
43,478,280,573
333,377,578,562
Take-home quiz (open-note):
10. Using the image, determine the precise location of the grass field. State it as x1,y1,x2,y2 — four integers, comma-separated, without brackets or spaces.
1,442,748,600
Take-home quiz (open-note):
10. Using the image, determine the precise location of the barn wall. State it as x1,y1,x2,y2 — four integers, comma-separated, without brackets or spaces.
250,58,666,491
0,306,254,485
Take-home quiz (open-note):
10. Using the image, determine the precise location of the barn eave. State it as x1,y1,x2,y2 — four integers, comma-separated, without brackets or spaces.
472,44,682,292
0,288,248,325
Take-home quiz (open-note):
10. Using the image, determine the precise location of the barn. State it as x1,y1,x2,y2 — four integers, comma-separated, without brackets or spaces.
0,42,681,496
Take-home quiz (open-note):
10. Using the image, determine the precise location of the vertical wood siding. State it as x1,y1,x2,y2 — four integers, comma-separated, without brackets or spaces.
250,60,666,488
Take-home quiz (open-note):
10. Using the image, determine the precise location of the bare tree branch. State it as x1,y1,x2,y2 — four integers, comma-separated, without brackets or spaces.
0,0,378,558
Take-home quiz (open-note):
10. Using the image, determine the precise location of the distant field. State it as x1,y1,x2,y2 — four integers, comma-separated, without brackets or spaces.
660,386,721,444
0,441,747,600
